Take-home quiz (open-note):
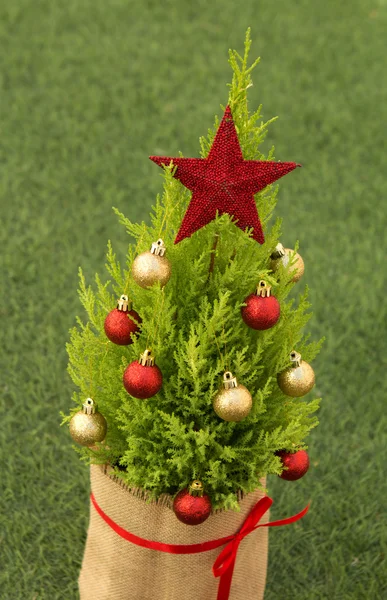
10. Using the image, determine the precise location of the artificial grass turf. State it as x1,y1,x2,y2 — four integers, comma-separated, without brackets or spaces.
0,0,386,598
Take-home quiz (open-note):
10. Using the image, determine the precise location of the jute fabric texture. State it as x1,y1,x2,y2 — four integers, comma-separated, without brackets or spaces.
79,464,269,600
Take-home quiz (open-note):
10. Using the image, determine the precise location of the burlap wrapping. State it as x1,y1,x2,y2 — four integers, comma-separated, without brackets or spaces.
79,464,269,600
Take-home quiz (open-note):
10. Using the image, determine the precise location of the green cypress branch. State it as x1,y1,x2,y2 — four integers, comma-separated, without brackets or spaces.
64,29,324,512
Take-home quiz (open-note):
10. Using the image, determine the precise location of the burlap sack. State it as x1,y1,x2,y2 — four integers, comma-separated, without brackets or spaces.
79,464,269,600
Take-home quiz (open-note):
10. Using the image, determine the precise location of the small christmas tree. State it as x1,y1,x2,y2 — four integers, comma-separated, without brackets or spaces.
62,29,323,519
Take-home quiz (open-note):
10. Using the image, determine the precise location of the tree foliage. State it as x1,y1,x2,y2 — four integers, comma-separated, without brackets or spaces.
62,29,323,512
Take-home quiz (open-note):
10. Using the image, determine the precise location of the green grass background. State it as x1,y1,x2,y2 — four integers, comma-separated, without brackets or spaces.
1,0,386,598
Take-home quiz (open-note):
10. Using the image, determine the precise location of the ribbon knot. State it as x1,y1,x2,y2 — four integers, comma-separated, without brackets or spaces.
212,496,273,579
211,496,310,599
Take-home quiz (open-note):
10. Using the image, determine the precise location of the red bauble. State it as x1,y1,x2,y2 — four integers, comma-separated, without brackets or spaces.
241,294,280,330
104,308,142,345
277,449,310,481
123,360,163,399
173,485,212,526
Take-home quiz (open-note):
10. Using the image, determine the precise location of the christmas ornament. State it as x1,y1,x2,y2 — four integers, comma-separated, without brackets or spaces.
123,348,163,399
173,480,212,525
132,238,171,289
104,294,142,345
69,398,107,446
241,279,281,330
277,449,310,481
150,105,300,245
270,242,304,283
213,371,252,422
277,350,315,397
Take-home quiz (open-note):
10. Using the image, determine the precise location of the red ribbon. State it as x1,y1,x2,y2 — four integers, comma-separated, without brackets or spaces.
91,492,309,600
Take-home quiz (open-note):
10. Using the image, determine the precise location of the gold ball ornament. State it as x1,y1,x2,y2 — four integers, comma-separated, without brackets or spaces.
69,398,107,446
277,351,315,397
132,238,171,288
270,242,304,283
213,371,253,422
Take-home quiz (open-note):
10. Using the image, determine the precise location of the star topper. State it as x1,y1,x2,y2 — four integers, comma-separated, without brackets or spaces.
150,105,300,245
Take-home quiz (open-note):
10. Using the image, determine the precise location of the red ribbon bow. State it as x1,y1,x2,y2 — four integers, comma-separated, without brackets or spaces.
212,496,309,598
91,492,309,600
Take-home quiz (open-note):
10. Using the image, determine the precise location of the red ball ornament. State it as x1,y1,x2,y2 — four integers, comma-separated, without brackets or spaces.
241,280,280,330
173,480,212,526
123,349,163,399
277,449,310,481
104,295,142,345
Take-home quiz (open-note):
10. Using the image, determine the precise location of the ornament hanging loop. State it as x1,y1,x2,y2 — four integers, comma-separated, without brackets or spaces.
289,350,302,367
82,398,97,415
189,480,204,497
223,371,238,389
139,348,155,366
271,243,286,259
117,294,132,312
256,280,272,298
151,239,167,257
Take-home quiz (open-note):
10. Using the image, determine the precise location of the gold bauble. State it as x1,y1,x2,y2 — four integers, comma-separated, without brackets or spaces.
277,350,315,397
69,398,107,446
213,371,252,422
270,243,304,283
132,238,171,289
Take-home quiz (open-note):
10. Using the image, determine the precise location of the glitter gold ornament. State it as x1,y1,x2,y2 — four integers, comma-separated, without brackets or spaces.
173,480,212,525
213,371,252,422
69,398,107,446
132,239,171,288
270,242,304,283
104,294,142,345
277,350,315,397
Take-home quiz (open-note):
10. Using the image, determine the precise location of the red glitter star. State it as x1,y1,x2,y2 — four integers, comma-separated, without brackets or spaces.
150,105,300,244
